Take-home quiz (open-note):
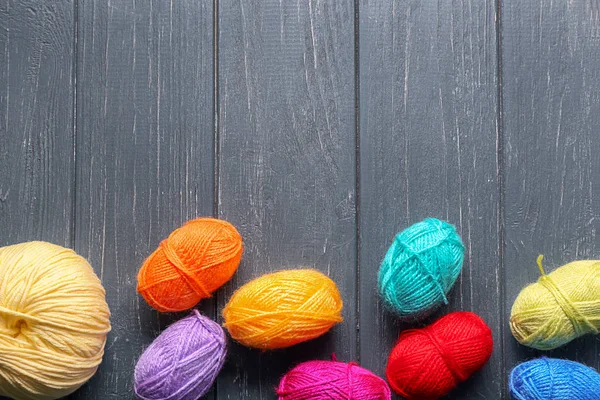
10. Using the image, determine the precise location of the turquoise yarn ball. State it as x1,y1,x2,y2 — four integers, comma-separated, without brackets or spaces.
378,218,464,318
510,357,600,399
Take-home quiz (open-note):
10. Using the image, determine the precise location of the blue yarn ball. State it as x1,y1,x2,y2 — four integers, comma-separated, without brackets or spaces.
378,218,464,318
510,357,600,400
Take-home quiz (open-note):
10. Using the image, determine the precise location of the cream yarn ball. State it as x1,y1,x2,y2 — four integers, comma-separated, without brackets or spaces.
0,241,111,400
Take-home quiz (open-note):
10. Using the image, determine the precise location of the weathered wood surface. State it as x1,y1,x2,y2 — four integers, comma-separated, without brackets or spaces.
0,0,74,247
358,0,502,398
1,0,599,398
75,1,214,398
502,0,600,372
216,0,357,397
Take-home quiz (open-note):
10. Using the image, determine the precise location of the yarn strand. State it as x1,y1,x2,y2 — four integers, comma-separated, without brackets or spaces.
0,304,110,334
392,238,449,305
160,240,211,299
536,254,546,276
419,329,467,383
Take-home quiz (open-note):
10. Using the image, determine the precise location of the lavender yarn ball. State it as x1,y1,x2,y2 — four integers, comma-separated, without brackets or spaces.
134,310,226,400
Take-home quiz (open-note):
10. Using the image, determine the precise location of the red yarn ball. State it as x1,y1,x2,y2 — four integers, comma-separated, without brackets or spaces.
386,311,493,400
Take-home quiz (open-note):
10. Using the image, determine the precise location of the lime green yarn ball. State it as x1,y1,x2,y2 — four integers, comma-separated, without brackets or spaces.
510,257,600,350
378,218,465,318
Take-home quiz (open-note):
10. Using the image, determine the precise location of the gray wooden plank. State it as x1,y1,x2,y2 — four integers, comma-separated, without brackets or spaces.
502,0,600,375
216,0,357,397
359,0,502,398
75,1,214,398
0,0,74,247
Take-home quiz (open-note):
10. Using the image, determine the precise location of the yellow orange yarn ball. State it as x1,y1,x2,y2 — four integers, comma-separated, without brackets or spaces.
0,241,111,400
137,218,243,312
510,256,600,350
223,269,343,349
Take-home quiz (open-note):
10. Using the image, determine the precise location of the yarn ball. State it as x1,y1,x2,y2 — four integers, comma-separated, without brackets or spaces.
510,256,600,350
510,357,600,399
137,217,243,312
134,310,226,400
0,241,111,400
223,269,343,349
386,311,493,400
378,218,464,318
277,359,391,400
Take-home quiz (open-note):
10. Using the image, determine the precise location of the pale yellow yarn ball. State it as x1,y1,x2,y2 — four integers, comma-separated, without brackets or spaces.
0,241,111,400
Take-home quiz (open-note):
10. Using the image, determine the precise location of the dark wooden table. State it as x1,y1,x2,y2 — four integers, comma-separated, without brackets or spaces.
1,0,599,399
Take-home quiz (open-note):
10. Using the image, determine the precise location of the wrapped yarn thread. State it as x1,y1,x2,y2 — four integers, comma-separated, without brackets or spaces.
510,357,600,400
277,358,391,400
134,310,226,400
223,269,343,349
386,311,493,400
510,255,600,350
378,218,464,318
0,241,111,400
137,217,243,312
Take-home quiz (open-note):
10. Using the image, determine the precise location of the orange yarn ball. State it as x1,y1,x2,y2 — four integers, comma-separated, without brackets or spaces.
137,218,243,312
223,269,343,349
386,312,493,400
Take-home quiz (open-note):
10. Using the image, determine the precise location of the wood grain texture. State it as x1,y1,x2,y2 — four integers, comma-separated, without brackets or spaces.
216,0,357,397
502,0,600,372
358,0,502,398
0,0,74,246
75,1,214,398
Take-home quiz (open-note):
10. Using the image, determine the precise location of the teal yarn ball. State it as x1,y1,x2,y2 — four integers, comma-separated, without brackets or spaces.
378,218,464,318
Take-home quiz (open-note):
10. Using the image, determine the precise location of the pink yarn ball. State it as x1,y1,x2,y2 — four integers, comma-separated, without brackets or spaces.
277,359,391,400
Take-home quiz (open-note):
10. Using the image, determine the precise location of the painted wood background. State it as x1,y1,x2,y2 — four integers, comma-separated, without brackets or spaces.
1,0,599,398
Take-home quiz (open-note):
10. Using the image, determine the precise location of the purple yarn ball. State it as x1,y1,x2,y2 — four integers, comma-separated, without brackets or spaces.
134,310,226,400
